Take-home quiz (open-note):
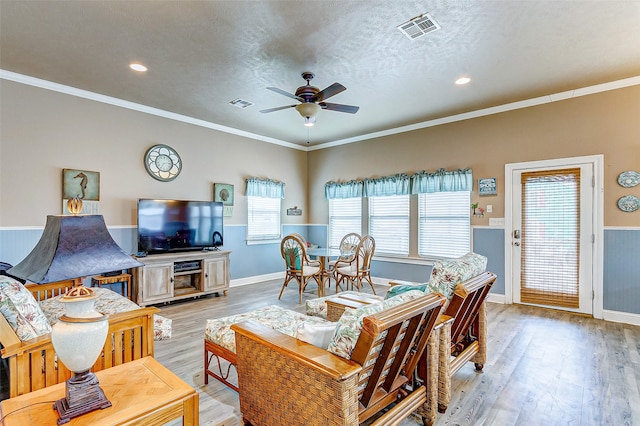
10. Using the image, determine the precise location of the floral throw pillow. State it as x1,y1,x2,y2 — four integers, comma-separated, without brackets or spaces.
427,252,488,300
326,290,426,360
0,276,52,341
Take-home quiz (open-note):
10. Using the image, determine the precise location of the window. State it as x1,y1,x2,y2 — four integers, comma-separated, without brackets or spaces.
368,195,410,256
247,196,281,242
418,191,470,258
328,198,362,248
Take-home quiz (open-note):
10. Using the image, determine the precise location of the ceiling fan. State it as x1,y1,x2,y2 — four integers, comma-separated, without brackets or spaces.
260,72,359,126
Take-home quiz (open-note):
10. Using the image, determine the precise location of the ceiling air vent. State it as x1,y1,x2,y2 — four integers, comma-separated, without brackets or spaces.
229,98,254,109
397,13,440,40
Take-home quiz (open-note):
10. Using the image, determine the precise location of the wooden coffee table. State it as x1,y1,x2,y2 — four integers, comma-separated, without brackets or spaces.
0,357,198,425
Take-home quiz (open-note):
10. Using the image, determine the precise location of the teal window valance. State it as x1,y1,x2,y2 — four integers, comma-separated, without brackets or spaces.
411,168,473,193
245,177,285,199
326,168,472,199
364,173,411,197
324,180,364,199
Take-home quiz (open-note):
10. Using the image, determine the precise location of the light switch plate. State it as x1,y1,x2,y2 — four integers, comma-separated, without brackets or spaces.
489,218,505,226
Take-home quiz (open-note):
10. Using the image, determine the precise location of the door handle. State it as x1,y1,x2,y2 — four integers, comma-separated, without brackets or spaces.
513,229,520,239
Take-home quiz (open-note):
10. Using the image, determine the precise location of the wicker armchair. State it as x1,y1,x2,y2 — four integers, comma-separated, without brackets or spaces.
436,271,495,412
415,271,496,420
279,234,323,303
334,235,376,294
231,292,445,426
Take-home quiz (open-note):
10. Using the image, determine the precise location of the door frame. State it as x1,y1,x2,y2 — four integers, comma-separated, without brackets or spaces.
504,154,604,319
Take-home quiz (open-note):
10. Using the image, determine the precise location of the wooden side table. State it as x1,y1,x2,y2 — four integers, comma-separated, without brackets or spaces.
325,293,384,321
91,273,131,299
0,357,198,425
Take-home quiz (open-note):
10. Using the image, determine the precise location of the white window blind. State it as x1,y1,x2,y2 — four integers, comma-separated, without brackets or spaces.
329,198,362,249
418,191,470,258
368,195,410,256
247,196,281,241
520,168,580,308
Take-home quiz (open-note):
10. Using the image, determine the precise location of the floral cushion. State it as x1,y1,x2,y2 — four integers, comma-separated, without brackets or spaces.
385,283,428,299
283,247,302,270
0,276,52,341
205,305,334,353
38,287,172,341
427,252,487,300
326,290,426,360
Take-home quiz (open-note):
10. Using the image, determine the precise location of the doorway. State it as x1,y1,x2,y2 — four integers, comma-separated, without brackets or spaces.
504,155,604,317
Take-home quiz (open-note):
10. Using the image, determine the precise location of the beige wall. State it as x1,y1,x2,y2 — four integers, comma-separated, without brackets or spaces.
0,80,308,227
1,80,638,229
308,85,640,227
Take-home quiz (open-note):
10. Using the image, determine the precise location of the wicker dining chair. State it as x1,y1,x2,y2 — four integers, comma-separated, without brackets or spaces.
328,232,361,272
289,232,320,267
334,234,376,294
279,234,323,303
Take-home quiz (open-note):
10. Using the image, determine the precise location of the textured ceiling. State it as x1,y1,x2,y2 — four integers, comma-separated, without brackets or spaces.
1,1,639,147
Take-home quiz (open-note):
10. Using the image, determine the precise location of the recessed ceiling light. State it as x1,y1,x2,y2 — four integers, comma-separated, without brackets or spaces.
130,63,147,72
455,77,471,85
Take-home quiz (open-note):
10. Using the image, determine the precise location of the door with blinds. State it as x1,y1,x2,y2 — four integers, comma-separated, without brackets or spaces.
510,163,594,314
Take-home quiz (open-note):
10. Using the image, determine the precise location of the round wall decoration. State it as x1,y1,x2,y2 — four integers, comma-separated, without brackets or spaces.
617,170,640,188
144,144,182,182
617,195,640,212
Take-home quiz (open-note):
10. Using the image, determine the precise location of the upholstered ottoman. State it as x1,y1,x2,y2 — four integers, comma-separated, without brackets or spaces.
204,305,337,391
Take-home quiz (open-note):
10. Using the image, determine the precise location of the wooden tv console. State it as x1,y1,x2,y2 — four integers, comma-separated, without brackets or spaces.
132,250,230,306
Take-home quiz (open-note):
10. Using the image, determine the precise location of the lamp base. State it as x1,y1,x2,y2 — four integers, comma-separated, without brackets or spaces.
54,370,112,425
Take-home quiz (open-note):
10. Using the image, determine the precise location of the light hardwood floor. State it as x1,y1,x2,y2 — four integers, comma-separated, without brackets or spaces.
153,279,640,426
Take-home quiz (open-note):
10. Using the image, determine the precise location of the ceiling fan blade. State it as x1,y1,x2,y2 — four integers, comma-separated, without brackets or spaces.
319,102,359,114
311,82,346,102
259,104,297,113
266,87,304,102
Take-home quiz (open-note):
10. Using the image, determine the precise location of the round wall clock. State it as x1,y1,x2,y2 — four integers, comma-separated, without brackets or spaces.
144,144,182,182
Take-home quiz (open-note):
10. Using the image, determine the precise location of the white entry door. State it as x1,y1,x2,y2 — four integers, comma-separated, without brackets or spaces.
506,156,603,315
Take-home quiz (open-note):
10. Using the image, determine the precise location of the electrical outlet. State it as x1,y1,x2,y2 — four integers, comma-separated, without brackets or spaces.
486,204,493,213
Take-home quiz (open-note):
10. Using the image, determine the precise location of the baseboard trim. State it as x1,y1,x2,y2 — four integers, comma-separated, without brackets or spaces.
602,309,640,326
230,272,283,287
487,293,506,304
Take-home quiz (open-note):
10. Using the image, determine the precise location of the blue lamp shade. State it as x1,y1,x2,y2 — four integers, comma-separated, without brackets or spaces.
8,215,143,284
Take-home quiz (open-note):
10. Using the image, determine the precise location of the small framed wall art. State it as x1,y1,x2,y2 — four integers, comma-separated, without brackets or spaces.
62,168,100,214
214,183,234,217
478,177,497,196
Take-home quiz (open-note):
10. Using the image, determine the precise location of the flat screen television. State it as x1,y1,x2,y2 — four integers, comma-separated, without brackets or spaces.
137,199,223,254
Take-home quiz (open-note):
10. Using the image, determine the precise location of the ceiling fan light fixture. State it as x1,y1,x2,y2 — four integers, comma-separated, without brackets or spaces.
295,102,320,119
303,116,316,127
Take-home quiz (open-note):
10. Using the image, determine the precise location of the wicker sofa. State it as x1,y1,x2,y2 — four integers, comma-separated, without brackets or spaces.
232,292,445,425
0,275,171,397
